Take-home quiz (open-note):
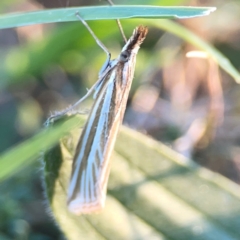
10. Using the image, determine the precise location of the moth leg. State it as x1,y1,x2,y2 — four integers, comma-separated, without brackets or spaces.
75,12,111,76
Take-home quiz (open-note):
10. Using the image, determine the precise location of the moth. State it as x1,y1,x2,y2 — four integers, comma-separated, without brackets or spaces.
56,15,148,214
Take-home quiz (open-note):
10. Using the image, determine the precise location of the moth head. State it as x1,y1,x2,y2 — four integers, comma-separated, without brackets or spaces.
119,50,130,62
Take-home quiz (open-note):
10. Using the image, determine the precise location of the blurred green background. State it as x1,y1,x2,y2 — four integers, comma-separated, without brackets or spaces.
0,0,240,239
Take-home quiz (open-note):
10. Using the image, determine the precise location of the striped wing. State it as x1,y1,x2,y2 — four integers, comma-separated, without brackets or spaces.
67,26,148,214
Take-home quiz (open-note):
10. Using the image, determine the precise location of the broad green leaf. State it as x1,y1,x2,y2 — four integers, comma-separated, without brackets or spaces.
42,115,240,240
0,6,216,29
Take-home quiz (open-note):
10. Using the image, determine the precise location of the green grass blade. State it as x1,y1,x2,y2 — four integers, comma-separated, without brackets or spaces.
0,115,85,181
0,6,216,29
